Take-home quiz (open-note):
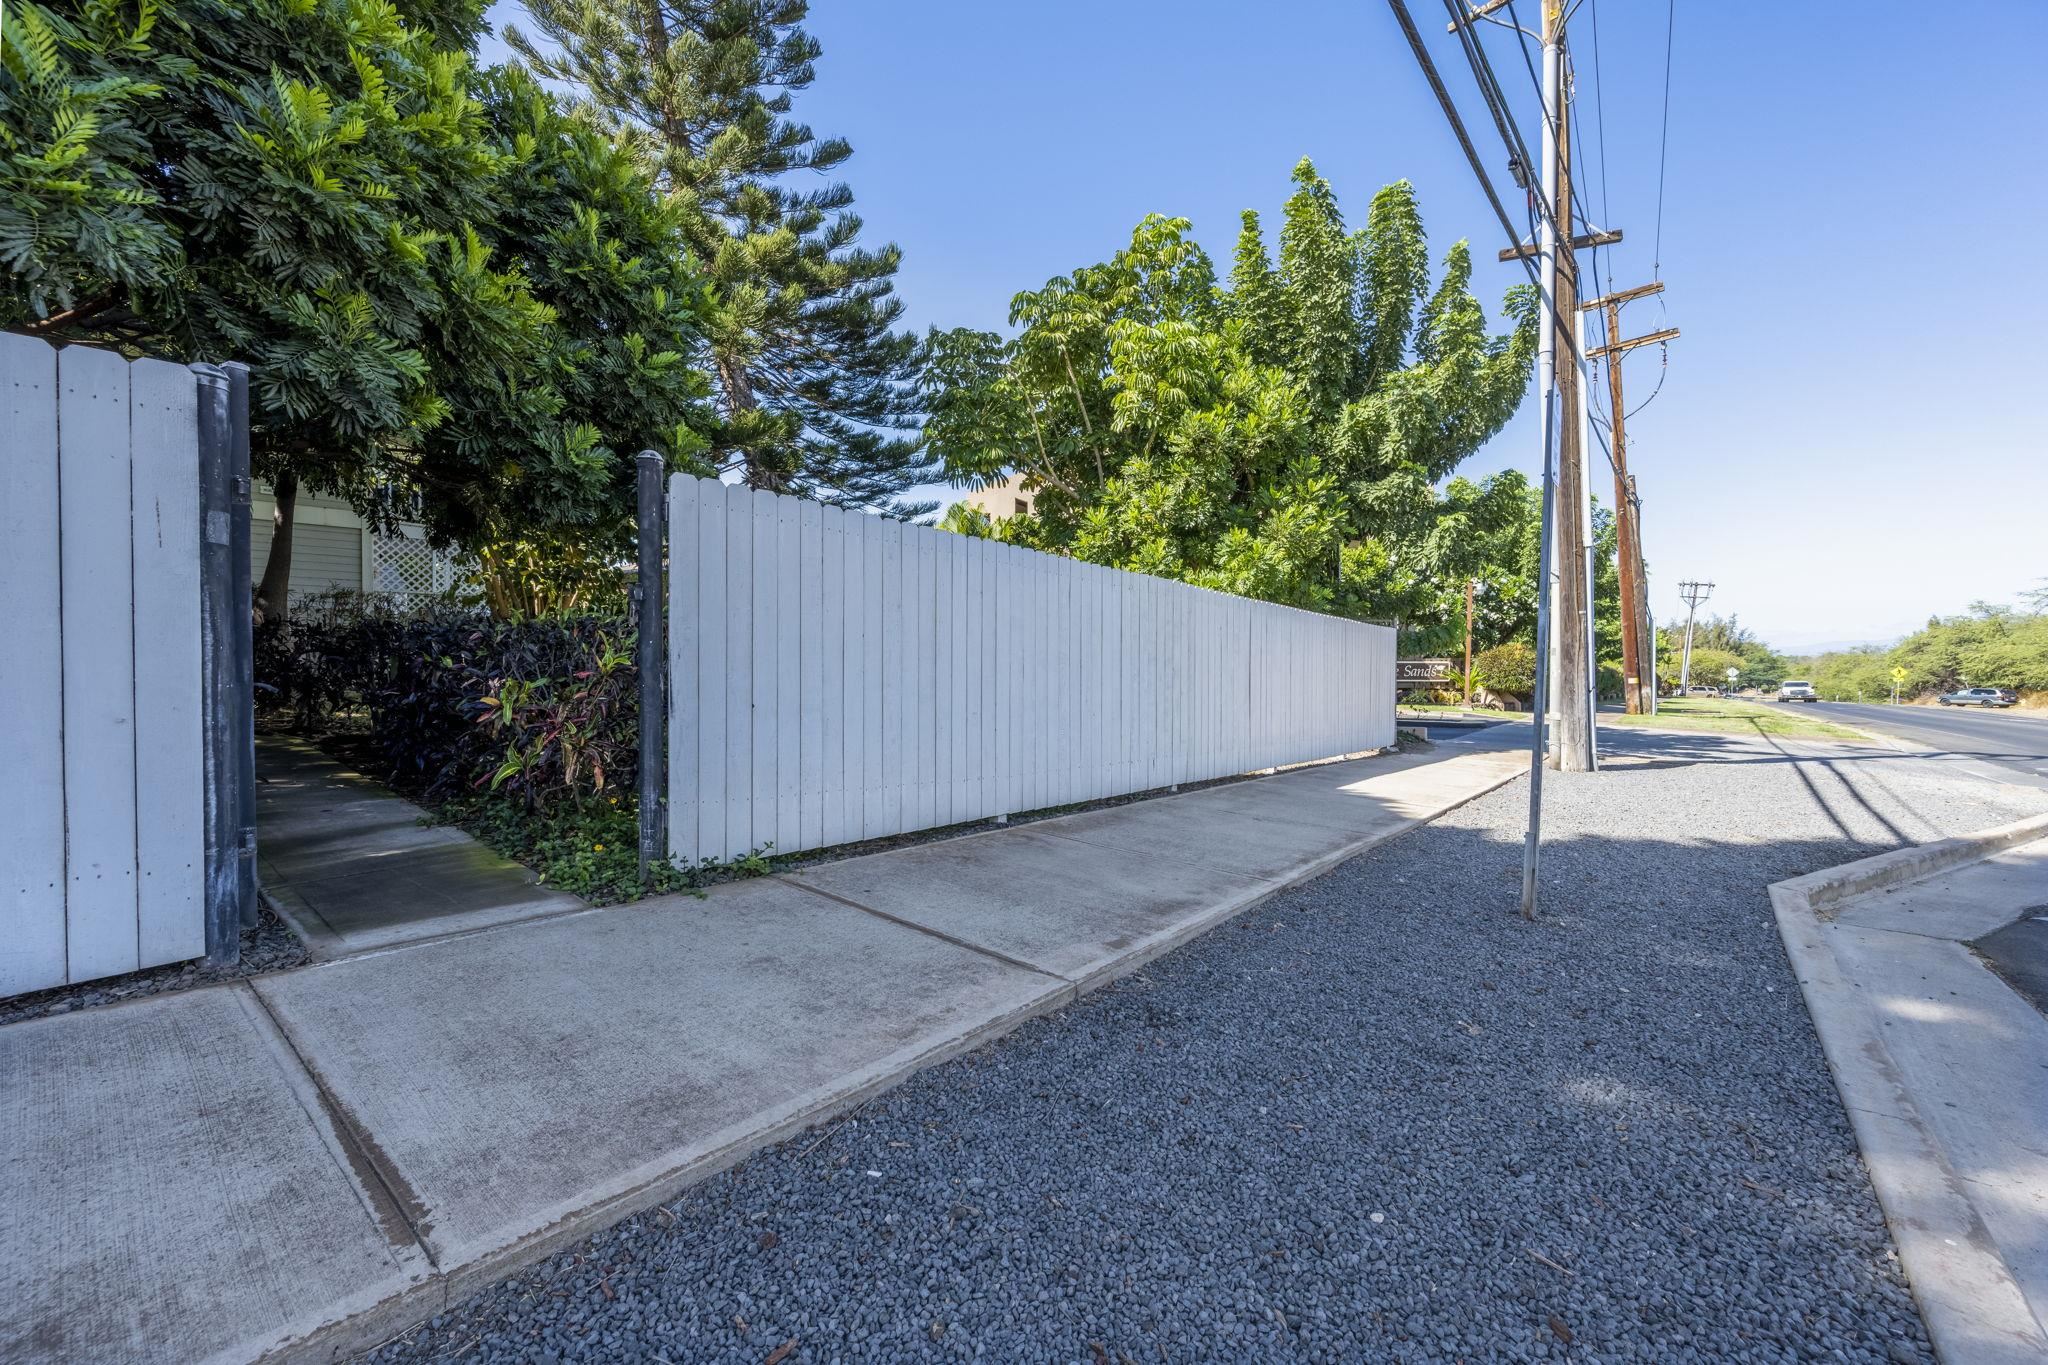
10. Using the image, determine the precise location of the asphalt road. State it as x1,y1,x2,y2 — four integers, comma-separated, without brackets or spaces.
1803,701,2048,785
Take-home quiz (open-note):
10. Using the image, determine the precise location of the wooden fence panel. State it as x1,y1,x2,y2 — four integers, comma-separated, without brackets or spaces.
2,339,216,996
664,475,1394,862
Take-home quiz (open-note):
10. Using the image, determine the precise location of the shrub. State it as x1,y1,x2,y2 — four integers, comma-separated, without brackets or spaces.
1470,641,1537,702
253,592,411,729
393,616,637,808
254,596,641,809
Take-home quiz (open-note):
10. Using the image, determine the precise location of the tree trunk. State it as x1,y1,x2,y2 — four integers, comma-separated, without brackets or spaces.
716,350,783,492
255,472,297,623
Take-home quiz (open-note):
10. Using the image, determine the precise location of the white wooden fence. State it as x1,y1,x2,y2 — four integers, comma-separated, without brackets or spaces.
666,475,1395,864
1,337,211,995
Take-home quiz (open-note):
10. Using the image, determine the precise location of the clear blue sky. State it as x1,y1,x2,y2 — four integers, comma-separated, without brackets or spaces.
482,1,2047,654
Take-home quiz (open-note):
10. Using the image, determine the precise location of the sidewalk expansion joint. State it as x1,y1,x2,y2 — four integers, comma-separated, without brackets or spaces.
772,874,1076,989
246,985,444,1271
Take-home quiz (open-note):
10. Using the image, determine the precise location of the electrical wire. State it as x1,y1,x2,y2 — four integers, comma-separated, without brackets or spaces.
1625,343,1669,419
1653,0,1676,279
1588,0,1614,296
1450,0,1604,273
1440,0,1547,229
1389,0,1623,484
1501,1,1605,237
1387,0,1547,296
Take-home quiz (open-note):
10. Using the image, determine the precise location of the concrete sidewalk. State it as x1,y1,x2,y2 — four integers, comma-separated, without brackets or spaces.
2,741,1522,1363
256,736,585,958
1775,821,2048,1364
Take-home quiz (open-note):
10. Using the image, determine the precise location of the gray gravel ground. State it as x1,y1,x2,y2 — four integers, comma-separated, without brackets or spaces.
0,903,306,1026
366,730,2047,1365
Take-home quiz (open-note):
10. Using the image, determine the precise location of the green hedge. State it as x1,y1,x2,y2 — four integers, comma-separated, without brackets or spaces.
256,594,639,810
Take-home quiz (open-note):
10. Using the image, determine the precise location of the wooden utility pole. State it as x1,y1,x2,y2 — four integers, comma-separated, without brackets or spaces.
1463,579,1475,705
1584,282,1679,714
1549,37,1595,773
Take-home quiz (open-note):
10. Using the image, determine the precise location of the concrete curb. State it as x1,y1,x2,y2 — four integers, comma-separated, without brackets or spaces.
1772,826,2048,1364
273,753,1528,1362
1776,810,2048,915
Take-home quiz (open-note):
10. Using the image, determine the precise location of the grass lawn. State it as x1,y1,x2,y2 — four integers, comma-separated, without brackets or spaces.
1602,696,1872,741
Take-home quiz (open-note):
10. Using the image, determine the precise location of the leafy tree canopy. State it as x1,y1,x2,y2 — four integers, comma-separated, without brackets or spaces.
921,161,1539,618
2,0,710,561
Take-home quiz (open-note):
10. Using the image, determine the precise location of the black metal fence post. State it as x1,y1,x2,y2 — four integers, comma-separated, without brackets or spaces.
225,363,258,928
635,451,669,882
196,364,254,961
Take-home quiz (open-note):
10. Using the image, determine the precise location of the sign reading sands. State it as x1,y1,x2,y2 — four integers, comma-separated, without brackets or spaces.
1396,658,1454,690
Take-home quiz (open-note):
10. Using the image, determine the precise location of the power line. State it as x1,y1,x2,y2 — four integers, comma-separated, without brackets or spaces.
1439,0,1547,229
1624,342,1669,419
1653,0,1676,279
1386,0,1543,292
1490,1,1603,240
1393,0,1622,493
1588,0,1614,295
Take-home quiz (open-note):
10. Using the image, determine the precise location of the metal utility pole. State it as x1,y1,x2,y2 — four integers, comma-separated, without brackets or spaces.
1515,0,1568,916
1429,0,1611,913
1585,283,1680,715
1572,270,1599,766
1633,481,1657,711
1676,579,1712,695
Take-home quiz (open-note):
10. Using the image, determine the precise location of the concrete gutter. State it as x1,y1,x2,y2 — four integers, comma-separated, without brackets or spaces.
1772,821,2048,1364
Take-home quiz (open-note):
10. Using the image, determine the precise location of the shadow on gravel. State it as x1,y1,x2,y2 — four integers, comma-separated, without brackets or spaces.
353,741,2040,1365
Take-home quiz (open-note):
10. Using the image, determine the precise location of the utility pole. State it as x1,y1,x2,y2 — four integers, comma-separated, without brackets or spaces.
1633,480,1657,710
1463,579,1476,706
1517,0,1567,915
1584,283,1680,715
1435,0,1603,913
1548,20,1595,774
1676,579,1712,696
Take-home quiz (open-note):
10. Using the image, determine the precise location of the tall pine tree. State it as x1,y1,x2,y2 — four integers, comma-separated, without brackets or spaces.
510,0,933,512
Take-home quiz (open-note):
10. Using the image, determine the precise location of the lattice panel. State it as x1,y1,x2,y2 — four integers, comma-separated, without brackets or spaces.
369,531,461,607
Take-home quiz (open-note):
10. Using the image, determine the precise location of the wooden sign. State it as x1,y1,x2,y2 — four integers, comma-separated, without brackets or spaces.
1396,658,1454,690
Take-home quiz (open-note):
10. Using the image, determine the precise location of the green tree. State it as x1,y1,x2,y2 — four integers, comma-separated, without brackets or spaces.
1805,647,1893,702
1662,646,1744,691
509,0,932,512
921,160,1537,616
1469,641,1536,705
2,0,710,614
935,501,995,538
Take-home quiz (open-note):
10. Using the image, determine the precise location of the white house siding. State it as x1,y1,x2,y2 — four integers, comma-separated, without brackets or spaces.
251,487,366,599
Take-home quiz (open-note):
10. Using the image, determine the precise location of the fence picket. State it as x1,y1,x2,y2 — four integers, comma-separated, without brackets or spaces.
57,345,141,981
668,477,699,863
129,357,205,968
0,335,66,996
